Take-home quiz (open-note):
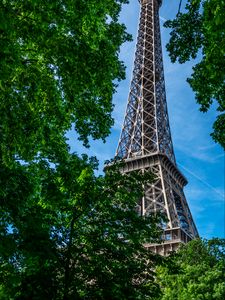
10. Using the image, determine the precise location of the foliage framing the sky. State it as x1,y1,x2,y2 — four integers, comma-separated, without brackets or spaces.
0,0,131,165
164,0,225,149
0,0,165,299
156,238,225,300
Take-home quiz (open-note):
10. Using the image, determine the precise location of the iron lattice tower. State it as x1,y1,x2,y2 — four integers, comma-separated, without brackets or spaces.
116,0,198,255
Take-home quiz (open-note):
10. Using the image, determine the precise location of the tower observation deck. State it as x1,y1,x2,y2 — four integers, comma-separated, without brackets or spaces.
116,0,198,255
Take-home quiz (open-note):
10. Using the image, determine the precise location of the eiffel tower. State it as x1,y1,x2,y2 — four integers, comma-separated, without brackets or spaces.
116,0,198,255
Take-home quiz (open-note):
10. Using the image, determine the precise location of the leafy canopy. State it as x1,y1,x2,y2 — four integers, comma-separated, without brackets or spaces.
0,0,164,299
0,0,131,165
0,157,163,299
156,238,225,300
164,0,225,149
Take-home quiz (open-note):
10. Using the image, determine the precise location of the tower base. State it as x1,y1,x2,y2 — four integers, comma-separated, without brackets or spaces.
145,227,193,255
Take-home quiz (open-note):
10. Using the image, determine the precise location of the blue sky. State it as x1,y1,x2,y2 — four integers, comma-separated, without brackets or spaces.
68,0,225,239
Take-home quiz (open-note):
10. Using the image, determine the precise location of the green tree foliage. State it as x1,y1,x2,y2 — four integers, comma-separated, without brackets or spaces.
0,0,131,165
156,238,225,300
164,0,225,149
0,158,162,299
0,0,163,299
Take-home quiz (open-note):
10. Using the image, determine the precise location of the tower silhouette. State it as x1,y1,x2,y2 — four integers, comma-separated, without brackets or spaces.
116,0,198,255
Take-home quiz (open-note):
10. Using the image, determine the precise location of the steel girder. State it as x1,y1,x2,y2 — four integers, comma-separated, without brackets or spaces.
116,0,198,252
116,0,175,163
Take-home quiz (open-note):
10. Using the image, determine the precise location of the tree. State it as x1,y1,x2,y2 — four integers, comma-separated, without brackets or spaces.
156,238,225,300
0,1,163,299
0,157,163,299
164,0,225,149
0,0,131,166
